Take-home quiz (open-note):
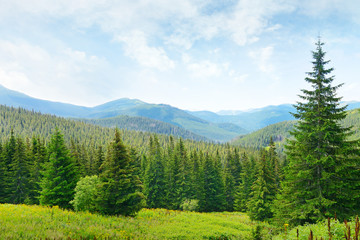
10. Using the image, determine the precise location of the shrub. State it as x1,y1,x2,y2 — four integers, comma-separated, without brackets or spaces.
71,175,101,212
180,199,199,212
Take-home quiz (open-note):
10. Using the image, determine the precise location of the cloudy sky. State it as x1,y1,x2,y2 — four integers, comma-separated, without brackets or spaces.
0,0,359,112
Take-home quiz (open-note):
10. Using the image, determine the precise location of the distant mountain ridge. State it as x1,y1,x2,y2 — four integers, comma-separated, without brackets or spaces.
0,85,246,141
231,108,360,151
1,84,359,142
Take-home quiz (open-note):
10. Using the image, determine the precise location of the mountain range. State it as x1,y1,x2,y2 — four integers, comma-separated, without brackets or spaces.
1,84,359,142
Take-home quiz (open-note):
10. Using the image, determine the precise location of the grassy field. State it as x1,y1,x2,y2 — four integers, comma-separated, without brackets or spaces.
273,217,360,240
0,204,260,239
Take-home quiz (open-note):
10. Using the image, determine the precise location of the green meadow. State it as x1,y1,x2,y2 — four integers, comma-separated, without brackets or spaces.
0,204,258,239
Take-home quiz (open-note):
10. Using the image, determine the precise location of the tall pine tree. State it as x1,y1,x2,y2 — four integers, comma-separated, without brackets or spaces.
98,129,145,216
40,129,78,209
247,149,277,221
274,39,360,225
144,135,167,208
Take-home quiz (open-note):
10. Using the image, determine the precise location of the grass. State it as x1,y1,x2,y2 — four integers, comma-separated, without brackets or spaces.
0,204,255,239
273,216,360,240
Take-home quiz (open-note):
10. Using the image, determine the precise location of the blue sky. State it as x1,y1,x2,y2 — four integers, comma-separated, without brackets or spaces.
0,0,359,112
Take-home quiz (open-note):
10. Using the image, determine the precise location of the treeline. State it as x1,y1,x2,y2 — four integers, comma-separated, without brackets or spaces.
232,120,296,152
0,105,252,157
78,115,208,142
233,107,360,152
0,127,284,216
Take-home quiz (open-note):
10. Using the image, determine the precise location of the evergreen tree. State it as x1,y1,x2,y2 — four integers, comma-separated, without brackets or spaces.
28,137,47,204
0,143,7,203
9,137,31,204
274,39,360,225
234,153,256,212
144,136,167,208
40,129,78,209
223,150,236,211
175,138,192,205
247,150,277,221
268,137,281,189
98,129,145,216
201,153,225,212
166,141,182,209
189,150,205,207
94,145,105,175
2,129,17,202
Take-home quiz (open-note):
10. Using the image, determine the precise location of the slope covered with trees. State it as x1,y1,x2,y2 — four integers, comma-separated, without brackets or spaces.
79,115,208,142
232,108,360,152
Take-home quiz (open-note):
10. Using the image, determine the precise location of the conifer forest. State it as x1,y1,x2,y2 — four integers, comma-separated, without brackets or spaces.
0,40,360,239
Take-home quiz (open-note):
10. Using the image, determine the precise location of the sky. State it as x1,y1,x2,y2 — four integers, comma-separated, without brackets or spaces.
0,0,360,112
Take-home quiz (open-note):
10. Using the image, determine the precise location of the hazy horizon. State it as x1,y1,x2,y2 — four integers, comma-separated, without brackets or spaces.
0,0,359,111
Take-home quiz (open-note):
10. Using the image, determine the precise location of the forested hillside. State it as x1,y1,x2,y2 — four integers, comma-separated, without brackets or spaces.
0,105,249,156
0,86,247,142
0,104,277,215
232,108,360,151
78,115,208,142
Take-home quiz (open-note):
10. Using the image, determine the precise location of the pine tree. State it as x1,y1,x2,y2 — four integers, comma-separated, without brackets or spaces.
166,140,182,209
189,150,205,207
234,153,256,212
94,145,105,175
40,129,78,209
1,131,17,203
274,39,360,225
223,150,236,211
0,143,7,203
98,129,145,216
9,137,31,204
247,150,277,221
201,153,225,212
268,137,281,189
175,138,192,206
144,135,167,208
28,137,47,204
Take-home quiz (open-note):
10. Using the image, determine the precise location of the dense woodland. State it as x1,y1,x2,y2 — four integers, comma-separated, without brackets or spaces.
233,108,360,153
78,115,208,142
0,104,265,215
0,39,359,232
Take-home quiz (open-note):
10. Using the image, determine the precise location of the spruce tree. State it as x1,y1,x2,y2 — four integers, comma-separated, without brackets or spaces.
144,135,167,208
9,137,31,204
40,129,78,209
201,153,225,212
98,129,145,216
223,151,236,211
274,39,360,225
247,150,276,221
234,153,256,212
0,143,7,203
28,137,47,204
175,138,192,205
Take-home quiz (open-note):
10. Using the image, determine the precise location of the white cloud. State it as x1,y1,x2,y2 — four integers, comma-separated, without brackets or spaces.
116,30,175,71
0,39,109,106
183,54,222,79
0,0,294,50
187,61,222,78
297,0,360,21
0,68,31,90
229,71,248,84
249,46,274,73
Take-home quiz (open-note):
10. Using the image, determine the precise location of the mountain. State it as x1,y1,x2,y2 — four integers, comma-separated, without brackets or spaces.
193,102,360,132
1,85,358,142
0,85,91,117
231,108,360,151
79,115,208,142
190,104,296,131
0,85,246,142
